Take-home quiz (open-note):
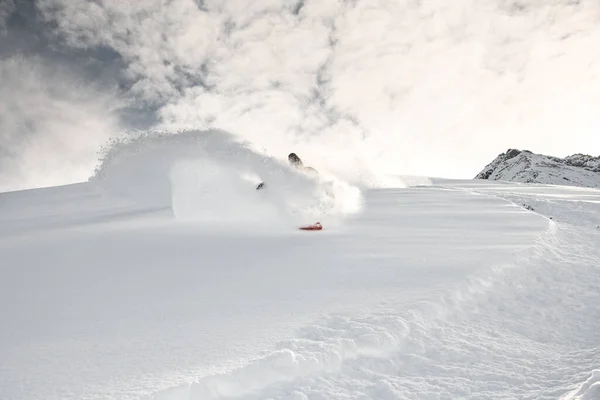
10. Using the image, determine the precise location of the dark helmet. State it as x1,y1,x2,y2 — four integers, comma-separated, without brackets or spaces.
288,152,302,166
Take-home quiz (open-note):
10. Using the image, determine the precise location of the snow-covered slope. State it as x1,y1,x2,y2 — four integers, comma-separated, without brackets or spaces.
1,131,600,400
475,149,600,188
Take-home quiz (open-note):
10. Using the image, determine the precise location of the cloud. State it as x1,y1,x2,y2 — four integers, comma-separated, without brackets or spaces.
36,0,222,105
6,0,600,190
0,55,122,191
0,0,15,35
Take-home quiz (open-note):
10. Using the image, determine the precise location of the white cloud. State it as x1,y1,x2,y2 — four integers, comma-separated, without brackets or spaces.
20,0,600,186
0,55,122,191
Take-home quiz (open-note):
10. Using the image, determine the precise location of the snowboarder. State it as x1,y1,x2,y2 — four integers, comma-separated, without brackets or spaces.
287,152,318,175
256,153,317,190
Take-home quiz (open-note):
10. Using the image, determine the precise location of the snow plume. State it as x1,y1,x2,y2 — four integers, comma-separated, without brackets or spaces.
0,55,122,192
92,129,363,228
3,0,600,190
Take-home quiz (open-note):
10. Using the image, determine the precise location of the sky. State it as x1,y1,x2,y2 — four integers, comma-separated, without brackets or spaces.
1,0,600,191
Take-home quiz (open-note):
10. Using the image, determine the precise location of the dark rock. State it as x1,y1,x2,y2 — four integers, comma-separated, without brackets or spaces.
505,149,522,160
522,203,534,211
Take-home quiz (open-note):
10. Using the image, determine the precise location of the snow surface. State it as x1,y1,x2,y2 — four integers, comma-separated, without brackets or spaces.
475,149,600,188
1,131,600,400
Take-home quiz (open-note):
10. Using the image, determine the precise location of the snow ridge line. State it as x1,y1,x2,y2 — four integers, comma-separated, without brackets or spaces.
433,182,559,240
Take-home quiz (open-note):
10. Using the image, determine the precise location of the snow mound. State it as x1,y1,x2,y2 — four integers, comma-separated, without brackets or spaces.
562,370,600,400
150,311,412,400
475,149,600,188
91,129,363,227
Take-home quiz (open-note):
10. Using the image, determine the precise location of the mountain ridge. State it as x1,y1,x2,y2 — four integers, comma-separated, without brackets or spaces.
475,149,600,188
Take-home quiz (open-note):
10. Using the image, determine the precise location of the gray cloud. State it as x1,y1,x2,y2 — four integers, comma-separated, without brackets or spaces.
37,0,223,105
3,0,600,190
0,0,15,35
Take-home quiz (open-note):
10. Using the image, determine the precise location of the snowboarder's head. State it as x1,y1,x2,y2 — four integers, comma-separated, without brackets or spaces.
288,153,302,167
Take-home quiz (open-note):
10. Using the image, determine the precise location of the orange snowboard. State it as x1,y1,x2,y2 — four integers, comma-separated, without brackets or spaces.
299,222,323,231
